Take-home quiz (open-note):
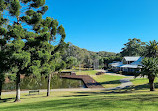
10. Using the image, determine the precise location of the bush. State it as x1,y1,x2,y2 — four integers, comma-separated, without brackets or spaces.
122,71,135,76
96,72,104,75
116,71,122,74
7,74,16,81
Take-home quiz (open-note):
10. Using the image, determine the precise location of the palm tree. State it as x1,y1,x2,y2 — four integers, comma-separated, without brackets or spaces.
146,40,158,58
139,57,158,91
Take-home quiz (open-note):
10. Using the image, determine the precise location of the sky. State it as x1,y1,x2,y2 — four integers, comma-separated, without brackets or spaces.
44,0,158,53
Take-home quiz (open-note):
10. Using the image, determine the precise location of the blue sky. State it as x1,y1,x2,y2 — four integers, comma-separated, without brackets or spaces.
44,0,158,53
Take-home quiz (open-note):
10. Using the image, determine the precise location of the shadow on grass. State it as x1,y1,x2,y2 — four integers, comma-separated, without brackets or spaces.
99,80,121,85
76,83,158,97
1,93,158,111
106,71,135,77
2,81,158,110
75,89,134,96
24,95,48,99
62,94,89,97
0,98,14,103
75,83,158,96
131,84,149,90
122,83,158,91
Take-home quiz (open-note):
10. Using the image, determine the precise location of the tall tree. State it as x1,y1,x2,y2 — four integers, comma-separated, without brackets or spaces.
9,38,31,102
1,0,48,102
121,38,146,56
31,17,66,97
43,18,66,97
0,0,66,100
66,56,78,69
0,0,10,100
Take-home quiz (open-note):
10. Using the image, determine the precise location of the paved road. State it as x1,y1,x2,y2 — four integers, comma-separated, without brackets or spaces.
95,69,134,90
2,70,135,95
2,88,102,95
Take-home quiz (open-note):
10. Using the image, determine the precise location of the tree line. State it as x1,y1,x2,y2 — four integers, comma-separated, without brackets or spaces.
61,42,117,69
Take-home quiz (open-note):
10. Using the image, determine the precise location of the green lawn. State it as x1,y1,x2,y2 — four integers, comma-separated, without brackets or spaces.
1,90,158,111
2,70,158,110
131,78,149,85
130,77,158,91
62,69,98,75
75,70,125,88
75,70,98,75
63,69,125,88
91,74,125,88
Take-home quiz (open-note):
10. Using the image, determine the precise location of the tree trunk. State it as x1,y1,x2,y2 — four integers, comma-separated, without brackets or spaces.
14,73,21,102
0,80,2,100
47,40,52,97
148,75,155,91
47,74,51,96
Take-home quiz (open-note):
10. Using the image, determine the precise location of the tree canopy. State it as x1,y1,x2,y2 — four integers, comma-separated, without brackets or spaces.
120,38,146,57
0,0,66,101
61,42,116,69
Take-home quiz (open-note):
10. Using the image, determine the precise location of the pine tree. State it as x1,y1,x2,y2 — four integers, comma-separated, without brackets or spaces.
4,0,48,102
42,17,66,97
27,16,67,97
0,0,66,101
0,0,9,100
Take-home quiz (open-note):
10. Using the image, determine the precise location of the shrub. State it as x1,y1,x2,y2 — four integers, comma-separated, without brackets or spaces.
7,74,16,81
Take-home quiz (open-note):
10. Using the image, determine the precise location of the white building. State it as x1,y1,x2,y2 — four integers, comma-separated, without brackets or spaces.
108,56,143,72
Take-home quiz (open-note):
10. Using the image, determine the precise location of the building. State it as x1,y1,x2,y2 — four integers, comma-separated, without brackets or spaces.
108,56,143,72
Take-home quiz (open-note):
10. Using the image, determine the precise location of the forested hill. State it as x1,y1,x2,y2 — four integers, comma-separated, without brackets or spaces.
61,43,116,68
96,51,116,57
61,38,158,69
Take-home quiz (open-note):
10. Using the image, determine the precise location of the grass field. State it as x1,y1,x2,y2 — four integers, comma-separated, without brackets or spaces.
75,70,125,88
1,90,158,111
130,77,158,91
131,77,149,85
62,69,98,75
63,69,125,88
2,70,158,110
75,70,98,75
91,74,125,88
